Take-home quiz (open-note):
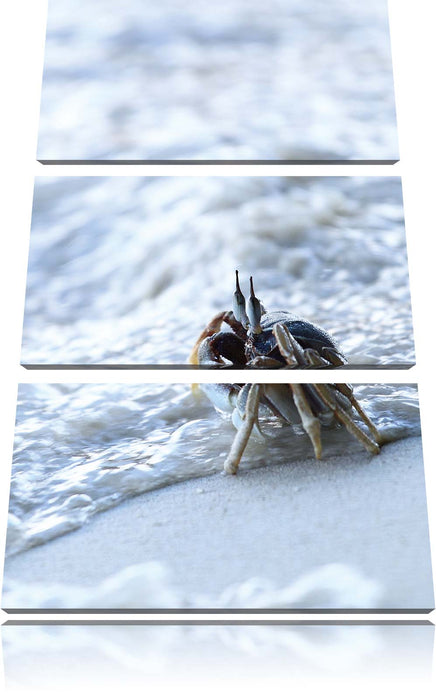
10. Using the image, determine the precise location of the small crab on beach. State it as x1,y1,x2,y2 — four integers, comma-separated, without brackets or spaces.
189,272,382,474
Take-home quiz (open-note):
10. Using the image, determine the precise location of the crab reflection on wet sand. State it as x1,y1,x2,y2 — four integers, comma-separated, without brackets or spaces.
190,272,382,474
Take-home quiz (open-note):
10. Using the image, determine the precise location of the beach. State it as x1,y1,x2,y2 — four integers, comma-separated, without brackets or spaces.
3,437,433,611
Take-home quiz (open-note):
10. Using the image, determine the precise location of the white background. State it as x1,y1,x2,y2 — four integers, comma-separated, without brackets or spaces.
0,0,435,693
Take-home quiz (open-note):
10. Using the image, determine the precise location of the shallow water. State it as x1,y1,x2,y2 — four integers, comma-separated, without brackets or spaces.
22,176,412,365
38,0,397,160
6,383,420,557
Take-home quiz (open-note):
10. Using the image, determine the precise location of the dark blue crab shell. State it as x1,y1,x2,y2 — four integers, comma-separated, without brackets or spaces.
253,311,340,357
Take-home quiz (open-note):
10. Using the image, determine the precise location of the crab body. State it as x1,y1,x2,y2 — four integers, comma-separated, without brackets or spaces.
189,272,345,369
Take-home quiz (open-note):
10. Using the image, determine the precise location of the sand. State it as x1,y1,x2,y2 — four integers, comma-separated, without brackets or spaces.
2,438,434,611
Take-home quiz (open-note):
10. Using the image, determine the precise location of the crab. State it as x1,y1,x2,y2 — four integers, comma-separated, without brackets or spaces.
190,272,382,474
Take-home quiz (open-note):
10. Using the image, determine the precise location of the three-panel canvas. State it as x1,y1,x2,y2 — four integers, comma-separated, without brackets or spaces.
1,0,434,695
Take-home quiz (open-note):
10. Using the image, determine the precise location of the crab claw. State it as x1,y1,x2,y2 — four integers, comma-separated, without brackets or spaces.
232,270,250,329
247,276,263,334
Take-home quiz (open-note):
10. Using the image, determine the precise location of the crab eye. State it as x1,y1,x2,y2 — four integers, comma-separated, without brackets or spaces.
247,276,263,334
233,270,249,328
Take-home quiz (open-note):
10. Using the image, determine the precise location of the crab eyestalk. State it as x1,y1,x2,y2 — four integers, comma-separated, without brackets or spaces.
232,270,249,329
247,276,263,334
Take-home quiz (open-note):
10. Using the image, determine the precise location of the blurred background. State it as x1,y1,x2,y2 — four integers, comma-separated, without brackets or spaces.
22,176,412,365
38,0,398,160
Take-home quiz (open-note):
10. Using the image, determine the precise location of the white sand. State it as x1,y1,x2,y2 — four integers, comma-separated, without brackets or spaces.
2,438,434,610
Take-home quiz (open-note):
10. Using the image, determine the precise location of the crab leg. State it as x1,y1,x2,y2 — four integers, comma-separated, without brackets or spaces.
224,384,262,475
188,311,229,364
247,356,284,368
303,348,331,367
320,346,347,367
262,384,299,423
272,322,304,367
334,384,382,444
311,384,380,455
289,384,323,459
